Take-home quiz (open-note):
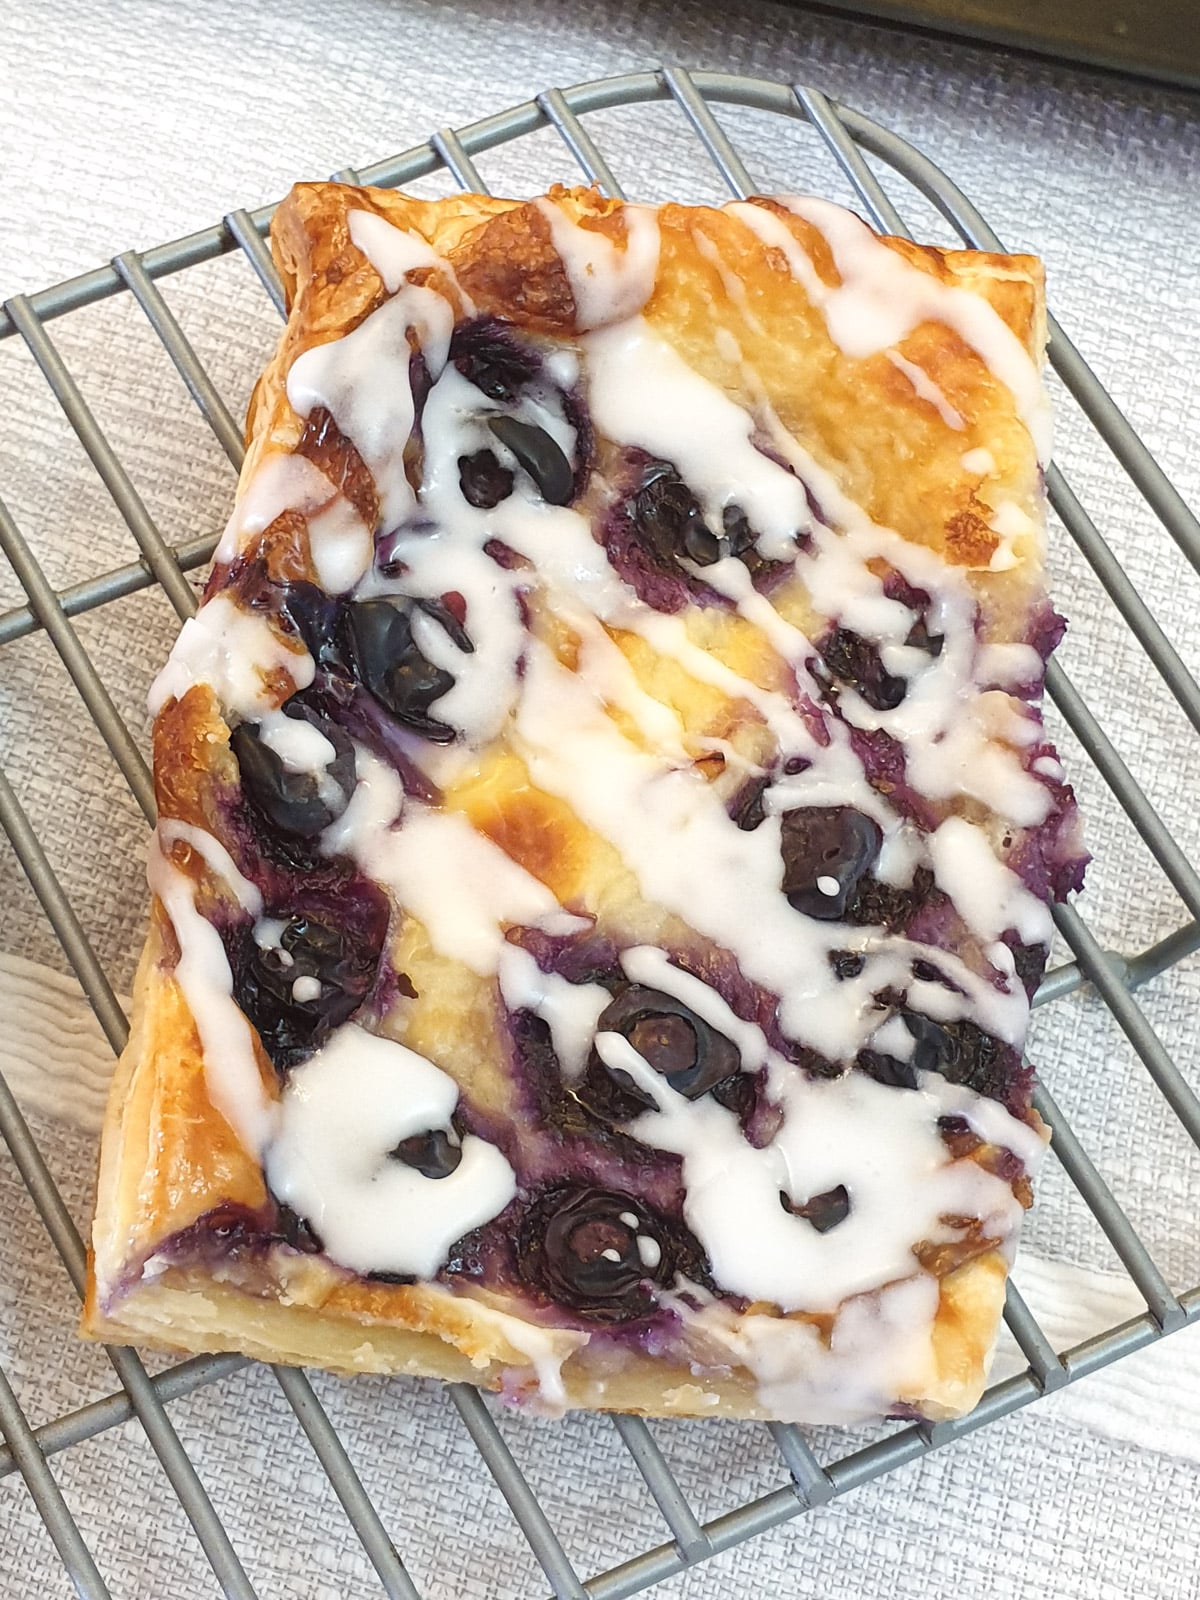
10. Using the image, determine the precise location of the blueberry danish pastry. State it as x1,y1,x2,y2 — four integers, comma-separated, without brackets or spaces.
83,182,1085,1423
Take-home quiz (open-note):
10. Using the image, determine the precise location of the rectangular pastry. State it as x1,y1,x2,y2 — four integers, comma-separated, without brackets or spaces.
83,182,1085,1423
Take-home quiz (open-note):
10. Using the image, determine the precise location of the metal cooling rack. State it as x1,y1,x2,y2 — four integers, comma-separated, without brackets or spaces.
1,65,1199,1600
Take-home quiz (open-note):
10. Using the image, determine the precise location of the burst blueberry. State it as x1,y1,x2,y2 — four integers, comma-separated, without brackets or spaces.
450,317,542,400
458,448,514,509
821,627,908,711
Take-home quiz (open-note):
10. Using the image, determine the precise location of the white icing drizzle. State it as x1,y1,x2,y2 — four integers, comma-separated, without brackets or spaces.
754,412,1053,827
329,750,587,977
512,639,1029,1052
305,495,374,595
732,197,1053,464
148,595,314,718
496,945,610,1080
451,1297,588,1410
690,224,767,338
253,916,289,951
255,711,335,772
347,209,458,294
976,642,1043,689
215,452,338,566
886,351,965,430
213,447,374,596
157,820,262,916
253,709,348,812
267,1024,516,1279
681,1275,944,1424
147,835,276,1154
535,197,660,329
286,262,455,530
928,817,1053,946
987,499,1043,571
583,317,813,551
961,446,996,475
600,1030,1026,1312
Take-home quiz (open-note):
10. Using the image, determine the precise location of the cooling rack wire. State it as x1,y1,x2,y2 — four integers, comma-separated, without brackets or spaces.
1,66,1199,1600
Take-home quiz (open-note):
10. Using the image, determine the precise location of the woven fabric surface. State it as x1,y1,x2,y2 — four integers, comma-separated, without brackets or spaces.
1,0,1199,1595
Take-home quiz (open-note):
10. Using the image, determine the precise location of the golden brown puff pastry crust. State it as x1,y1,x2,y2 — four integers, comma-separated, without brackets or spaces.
84,182,1076,1425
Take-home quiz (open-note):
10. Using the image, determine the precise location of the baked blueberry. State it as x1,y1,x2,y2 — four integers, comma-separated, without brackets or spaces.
580,985,742,1116
233,915,379,1072
829,949,866,980
820,627,908,711
487,416,575,506
780,1183,851,1233
274,1202,323,1254
905,616,944,657
231,703,355,841
729,775,770,832
391,1127,462,1179
628,462,718,569
519,1186,673,1321
844,865,935,932
345,598,467,743
277,580,345,677
458,448,514,509
854,1046,920,1091
779,806,882,919
901,1013,1015,1102
903,1012,957,1075
450,317,541,401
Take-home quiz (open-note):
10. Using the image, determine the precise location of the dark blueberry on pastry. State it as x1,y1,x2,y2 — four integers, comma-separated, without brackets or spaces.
905,615,944,657
844,865,935,932
829,949,866,980
721,505,755,560
231,703,355,840
628,462,715,569
729,775,770,831
901,1013,1016,1102
233,915,379,1072
487,416,575,506
581,985,742,1116
458,448,515,509
780,1183,851,1233
854,1046,920,1091
856,1013,1017,1104
820,627,908,711
903,1012,959,1076
519,1186,673,1322
276,581,344,676
719,504,777,579
391,1127,462,1179
450,317,542,401
779,806,882,920
274,1202,324,1254
345,598,463,743
627,463,776,576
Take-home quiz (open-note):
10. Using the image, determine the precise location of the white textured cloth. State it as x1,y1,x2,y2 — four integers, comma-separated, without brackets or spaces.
2,0,1199,1595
